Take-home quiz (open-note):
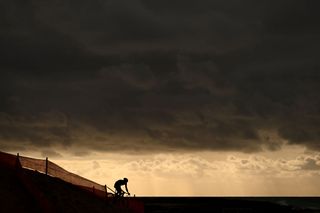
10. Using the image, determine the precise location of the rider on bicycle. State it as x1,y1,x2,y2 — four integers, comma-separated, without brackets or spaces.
114,178,130,197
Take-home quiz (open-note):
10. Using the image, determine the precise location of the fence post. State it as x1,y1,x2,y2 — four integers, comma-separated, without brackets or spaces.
15,153,21,169
45,157,48,175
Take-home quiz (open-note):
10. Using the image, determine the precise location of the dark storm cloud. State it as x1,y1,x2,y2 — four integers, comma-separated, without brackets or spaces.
1,0,320,154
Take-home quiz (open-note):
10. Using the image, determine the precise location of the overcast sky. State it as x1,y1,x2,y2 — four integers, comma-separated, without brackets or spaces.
1,0,320,195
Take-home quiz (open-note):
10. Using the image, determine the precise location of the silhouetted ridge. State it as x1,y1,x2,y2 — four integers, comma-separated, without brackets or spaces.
0,151,144,213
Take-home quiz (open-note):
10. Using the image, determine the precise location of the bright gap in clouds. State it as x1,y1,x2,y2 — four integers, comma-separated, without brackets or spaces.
21,145,319,196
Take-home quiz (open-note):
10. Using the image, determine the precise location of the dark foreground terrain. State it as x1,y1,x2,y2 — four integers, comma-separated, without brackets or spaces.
141,197,320,213
0,161,139,213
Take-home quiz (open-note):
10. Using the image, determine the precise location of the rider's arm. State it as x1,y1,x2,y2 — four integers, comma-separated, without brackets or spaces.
125,183,130,194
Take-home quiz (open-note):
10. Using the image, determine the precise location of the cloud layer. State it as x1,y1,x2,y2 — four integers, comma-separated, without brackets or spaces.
1,0,320,154
54,152,320,195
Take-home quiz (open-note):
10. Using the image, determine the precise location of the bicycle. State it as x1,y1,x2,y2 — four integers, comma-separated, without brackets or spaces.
112,191,131,208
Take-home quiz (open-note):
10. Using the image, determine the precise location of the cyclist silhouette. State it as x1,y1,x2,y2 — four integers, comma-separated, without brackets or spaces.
114,178,130,197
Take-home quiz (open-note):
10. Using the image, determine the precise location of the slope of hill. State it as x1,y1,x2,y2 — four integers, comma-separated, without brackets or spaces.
0,163,41,213
0,163,134,213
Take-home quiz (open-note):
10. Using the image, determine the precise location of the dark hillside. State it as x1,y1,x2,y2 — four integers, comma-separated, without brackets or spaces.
0,164,41,213
24,169,115,213
0,164,130,213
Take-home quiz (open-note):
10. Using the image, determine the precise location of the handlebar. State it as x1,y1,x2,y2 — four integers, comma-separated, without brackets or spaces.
116,191,131,197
